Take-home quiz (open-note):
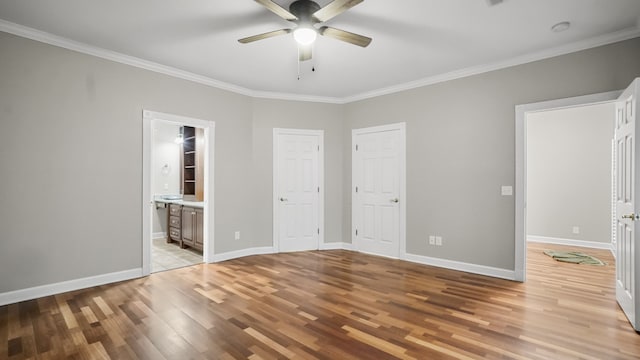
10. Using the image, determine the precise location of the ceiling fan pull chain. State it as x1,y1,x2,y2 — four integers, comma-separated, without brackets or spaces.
297,51,301,80
311,43,315,73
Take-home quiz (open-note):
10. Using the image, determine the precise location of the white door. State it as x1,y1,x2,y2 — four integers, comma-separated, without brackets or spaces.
615,78,639,331
353,125,404,258
274,131,321,252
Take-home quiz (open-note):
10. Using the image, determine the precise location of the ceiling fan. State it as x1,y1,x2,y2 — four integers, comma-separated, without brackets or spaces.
238,0,372,61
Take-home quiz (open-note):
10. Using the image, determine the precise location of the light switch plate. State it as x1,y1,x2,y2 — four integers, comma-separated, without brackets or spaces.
501,186,513,196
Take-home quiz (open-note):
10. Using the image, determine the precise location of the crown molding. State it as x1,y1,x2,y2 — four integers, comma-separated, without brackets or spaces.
0,19,259,96
251,89,343,104
0,19,344,104
1,19,639,105
342,26,640,103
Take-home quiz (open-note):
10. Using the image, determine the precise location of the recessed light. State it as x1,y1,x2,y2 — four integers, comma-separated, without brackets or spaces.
551,21,571,33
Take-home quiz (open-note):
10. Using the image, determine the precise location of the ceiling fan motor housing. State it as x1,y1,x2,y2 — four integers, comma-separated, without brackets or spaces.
289,0,321,23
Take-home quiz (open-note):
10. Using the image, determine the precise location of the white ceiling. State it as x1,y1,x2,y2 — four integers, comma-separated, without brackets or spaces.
1,0,639,102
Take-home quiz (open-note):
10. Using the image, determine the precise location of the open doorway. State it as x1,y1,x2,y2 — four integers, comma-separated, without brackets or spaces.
142,110,215,276
515,91,621,281
526,103,615,252
151,121,204,272
523,102,617,296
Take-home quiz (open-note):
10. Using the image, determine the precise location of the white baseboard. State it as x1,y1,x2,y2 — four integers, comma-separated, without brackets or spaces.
210,247,276,263
527,235,613,250
358,249,402,260
320,242,354,250
0,268,143,306
404,253,517,281
0,246,519,306
153,232,166,239
514,269,525,282
210,243,355,262
611,243,618,260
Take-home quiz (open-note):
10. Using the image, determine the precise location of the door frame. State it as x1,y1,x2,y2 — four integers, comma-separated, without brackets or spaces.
142,110,215,275
272,128,324,252
352,122,407,259
514,91,620,281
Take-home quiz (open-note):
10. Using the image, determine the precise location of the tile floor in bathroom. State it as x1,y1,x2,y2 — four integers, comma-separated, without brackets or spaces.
151,237,202,273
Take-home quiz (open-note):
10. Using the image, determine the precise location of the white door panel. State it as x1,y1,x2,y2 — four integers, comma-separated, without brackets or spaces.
363,204,375,240
380,205,396,243
615,78,639,331
353,127,403,258
275,132,321,252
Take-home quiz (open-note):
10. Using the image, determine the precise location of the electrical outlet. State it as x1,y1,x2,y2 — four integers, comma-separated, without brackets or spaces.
163,183,169,190
435,236,442,246
234,231,240,240
572,226,580,234
429,235,435,245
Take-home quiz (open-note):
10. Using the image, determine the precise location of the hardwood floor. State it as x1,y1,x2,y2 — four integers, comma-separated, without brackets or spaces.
1,243,639,359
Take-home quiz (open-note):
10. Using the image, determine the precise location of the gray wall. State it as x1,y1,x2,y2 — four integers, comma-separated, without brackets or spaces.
0,32,224,292
1,29,639,294
0,31,345,293
250,99,345,250
527,103,614,243
343,38,640,270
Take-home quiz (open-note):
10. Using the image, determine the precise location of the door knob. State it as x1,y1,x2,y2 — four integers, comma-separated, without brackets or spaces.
390,198,399,203
622,213,638,221
280,197,288,202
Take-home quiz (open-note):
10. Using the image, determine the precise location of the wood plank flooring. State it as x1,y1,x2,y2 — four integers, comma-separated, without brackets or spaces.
1,243,639,359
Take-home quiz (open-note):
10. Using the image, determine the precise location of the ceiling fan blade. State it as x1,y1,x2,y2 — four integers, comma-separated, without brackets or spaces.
298,44,312,61
254,0,298,21
238,29,292,44
319,26,371,47
312,0,364,23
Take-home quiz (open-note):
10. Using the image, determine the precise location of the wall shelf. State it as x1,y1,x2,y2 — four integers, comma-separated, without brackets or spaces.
180,126,204,201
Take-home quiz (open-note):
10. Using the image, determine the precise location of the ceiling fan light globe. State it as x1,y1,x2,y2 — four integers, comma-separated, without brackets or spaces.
294,27,317,45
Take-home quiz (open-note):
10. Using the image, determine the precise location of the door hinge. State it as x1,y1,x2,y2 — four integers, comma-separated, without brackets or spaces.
355,144,359,151
355,229,358,236
317,186,320,193
317,228,320,234
355,186,358,193
317,145,320,151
